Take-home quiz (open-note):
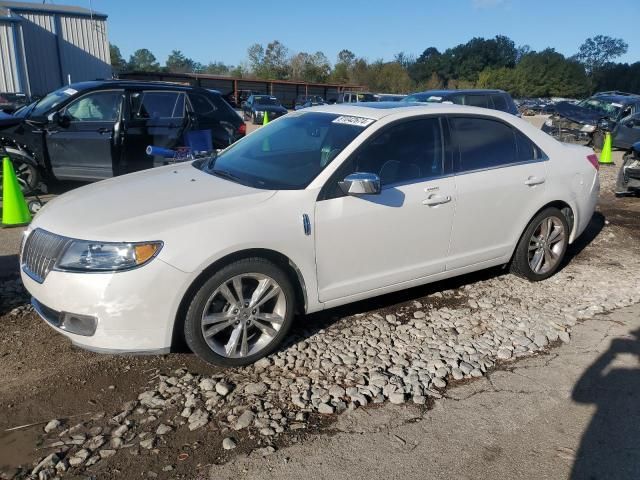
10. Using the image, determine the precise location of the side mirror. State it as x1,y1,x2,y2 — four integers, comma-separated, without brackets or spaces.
48,111,70,128
338,172,381,196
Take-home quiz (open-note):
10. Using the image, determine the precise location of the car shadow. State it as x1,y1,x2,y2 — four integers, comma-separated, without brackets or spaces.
0,254,19,279
570,327,640,479
279,265,507,355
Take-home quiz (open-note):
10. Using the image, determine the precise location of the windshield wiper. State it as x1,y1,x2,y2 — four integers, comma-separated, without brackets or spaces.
212,168,242,184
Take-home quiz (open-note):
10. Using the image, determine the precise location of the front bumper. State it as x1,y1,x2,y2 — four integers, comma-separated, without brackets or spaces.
541,121,591,145
616,154,640,194
21,256,191,353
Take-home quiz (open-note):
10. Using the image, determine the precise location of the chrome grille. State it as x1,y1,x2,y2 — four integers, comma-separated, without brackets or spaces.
21,229,71,283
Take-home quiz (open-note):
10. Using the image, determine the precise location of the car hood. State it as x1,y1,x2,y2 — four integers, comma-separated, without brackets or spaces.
553,102,604,125
32,162,276,241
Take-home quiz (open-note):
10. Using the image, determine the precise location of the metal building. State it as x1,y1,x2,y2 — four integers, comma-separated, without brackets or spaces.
0,1,111,97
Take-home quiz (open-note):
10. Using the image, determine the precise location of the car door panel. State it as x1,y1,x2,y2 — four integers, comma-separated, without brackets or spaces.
46,89,124,180
447,116,548,269
314,117,455,303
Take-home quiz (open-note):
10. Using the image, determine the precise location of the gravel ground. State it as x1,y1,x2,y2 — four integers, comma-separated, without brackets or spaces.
1,126,639,479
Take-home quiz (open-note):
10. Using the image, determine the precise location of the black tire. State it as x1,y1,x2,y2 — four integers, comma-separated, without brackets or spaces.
510,207,569,281
0,158,40,194
184,257,296,367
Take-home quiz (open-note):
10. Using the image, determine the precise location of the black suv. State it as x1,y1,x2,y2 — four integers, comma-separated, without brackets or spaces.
242,95,288,124
542,91,640,148
402,89,519,115
0,80,246,191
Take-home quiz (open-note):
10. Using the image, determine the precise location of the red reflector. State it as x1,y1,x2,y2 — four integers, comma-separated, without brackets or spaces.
238,123,246,135
586,154,599,171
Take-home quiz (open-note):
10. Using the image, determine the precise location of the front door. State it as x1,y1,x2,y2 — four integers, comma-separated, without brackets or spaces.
315,117,455,303
120,90,187,174
46,89,124,180
447,116,548,269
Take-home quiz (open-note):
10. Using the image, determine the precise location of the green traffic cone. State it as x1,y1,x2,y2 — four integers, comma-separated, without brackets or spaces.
2,156,32,227
599,132,613,165
262,111,269,126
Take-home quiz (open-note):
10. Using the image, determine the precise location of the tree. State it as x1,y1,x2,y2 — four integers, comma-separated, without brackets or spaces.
575,35,628,73
165,50,197,73
264,40,290,79
290,51,331,83
202,61,231,76
109,43,126,72
128,48,159,72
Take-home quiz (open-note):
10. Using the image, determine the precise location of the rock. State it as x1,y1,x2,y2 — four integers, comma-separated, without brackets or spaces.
244,382,268,395
188,409,209,431
559,331,571,343
222,437,237,450
156,424,173,435
32,453,59,475
254,446,276,457
233,410,255,430
112,425,128,437
432,377,447,388
84,434,106,450
260,427,276,436
99,449,117,459
140,438,156,449
199,378,216,391
389,392,405,404
163,465,174,472
44,419,61,433
497,348,512,360
215,381,232,396
254,357,272,370
318,403,334,414
413,311,426,319
110,437,124,449
68,449,90,467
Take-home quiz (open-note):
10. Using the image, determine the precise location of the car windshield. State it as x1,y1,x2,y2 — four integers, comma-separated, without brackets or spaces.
254,97,279,106
198,112,372,189
356,93,376,102
30,86,80,117
402,93,441,103
577,98,622,118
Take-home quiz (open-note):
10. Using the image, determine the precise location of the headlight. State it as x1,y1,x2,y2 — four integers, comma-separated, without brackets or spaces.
580,124,596,133
544,118,553,127
55,240,162,272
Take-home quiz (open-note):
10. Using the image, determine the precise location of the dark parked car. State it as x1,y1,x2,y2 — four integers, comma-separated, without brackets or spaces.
294,95,326,110
616,141,640,196
0,80,246,192
242,95,288,124
337,92,377,103
542,92,640,148
402,89,519,115
612,112,640,150
0,92,30,113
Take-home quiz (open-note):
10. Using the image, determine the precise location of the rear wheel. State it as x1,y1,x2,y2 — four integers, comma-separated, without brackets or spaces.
184,258,296,367
510,207,569,281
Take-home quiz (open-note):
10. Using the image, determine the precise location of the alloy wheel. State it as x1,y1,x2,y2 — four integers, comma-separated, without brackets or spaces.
528,216,566,274
200,273,286,358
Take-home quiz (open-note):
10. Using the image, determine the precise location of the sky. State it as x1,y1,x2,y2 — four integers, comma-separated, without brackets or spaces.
85,0,639,67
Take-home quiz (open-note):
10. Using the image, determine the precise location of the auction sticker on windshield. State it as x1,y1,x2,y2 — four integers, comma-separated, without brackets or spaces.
332,116,375,127
63,88,78,96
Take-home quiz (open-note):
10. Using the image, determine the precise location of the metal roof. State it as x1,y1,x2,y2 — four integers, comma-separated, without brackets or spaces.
0,1,107,19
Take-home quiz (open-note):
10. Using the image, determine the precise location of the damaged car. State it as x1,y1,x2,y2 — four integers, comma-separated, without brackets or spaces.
542,91,640,148
616,141,640,196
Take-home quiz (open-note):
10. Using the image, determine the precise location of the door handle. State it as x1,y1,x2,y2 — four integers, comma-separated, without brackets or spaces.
422,194,452,206
97,127,111,134
524,176,545,186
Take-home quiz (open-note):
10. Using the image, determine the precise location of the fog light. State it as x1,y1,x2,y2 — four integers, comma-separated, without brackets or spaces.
60,312,98,336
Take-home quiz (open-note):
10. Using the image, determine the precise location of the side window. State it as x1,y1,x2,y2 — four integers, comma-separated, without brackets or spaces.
490,94,509,112
514,129,545,161
451,117,517,172
348,118,444,187
188,93,218,116
450,95,465,105
465,95,490,108
131,91,185,119
65,90,122,122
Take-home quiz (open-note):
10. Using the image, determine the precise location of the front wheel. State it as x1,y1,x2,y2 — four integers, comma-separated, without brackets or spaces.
184,258,296,367
0,158,40,194
510,207,569,281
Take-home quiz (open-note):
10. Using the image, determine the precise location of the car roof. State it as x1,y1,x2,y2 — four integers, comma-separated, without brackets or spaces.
410,89,507,97
66,80,216,93
304,102,513,120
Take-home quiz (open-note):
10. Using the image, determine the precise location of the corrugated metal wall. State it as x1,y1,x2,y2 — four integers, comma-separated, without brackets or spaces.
57,15,111,86
0,21,20,92
18,11,61,95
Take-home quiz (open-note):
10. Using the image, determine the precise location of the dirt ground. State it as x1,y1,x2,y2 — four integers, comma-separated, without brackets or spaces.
1,117,639,479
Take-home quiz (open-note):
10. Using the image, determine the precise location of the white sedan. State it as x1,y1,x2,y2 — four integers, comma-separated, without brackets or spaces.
20,103,600,366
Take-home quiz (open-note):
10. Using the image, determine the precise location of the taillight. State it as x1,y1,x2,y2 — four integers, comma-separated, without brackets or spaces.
586,154,599,171
238,123,246,135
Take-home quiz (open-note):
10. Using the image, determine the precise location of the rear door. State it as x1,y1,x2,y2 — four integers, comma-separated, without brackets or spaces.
46,89,124,180
447,115,548,269
120,89,187,174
